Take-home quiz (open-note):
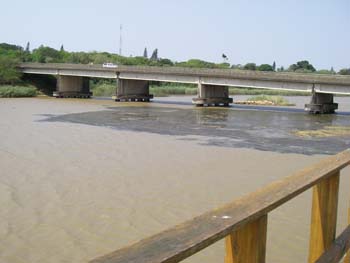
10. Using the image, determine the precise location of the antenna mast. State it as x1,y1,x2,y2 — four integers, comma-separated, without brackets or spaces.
119,24,123,56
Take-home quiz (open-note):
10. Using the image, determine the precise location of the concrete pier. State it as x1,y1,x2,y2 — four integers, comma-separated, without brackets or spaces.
192,83,232,106
54,76,92,98
116,79,153,102
305,92,338,114
20,63,350,112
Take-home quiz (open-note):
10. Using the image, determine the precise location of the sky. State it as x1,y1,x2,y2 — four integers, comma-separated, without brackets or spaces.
1,0,349,70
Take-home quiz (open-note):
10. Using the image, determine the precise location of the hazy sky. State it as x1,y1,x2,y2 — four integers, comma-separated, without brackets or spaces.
1,0,349,70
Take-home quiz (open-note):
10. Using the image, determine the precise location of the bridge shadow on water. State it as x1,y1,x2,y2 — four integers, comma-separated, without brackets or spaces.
41,101,350,155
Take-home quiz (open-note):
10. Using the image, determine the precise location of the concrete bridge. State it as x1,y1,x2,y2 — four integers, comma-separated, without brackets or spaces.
18,63,350,113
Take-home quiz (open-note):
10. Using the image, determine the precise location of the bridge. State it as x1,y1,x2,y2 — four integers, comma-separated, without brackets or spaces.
19,63,350,113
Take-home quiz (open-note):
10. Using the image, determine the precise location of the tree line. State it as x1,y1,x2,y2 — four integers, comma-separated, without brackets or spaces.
0,42,349,85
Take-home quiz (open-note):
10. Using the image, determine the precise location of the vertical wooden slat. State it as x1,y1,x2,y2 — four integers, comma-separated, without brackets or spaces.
225,214,267,263
308,171,340,263
344,201,350,263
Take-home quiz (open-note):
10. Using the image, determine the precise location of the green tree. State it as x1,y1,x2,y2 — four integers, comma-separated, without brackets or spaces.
176,59,216,68
317,69,335,74
0,43,23,52
217,62,230,69
272,61,276,71
244,63,257,70
157,58,174,66
32,45,62,63
0,43,26,61
25,42,30,53
257,64,273,71
339,68,350,75
150,48,158,61
288,60,316,72
60,45,64,52
231,64,243,69
0,56,21,84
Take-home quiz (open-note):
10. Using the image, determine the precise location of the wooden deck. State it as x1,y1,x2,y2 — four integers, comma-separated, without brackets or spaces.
90,150,350,263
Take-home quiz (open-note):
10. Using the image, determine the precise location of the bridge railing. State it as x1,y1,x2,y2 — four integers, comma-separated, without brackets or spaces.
92,150,350,263
18,62,350,86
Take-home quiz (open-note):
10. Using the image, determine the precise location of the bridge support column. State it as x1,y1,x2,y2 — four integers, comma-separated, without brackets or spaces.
192,83,232,107
305,91,338,114
115,79,153,102
54,76,92,98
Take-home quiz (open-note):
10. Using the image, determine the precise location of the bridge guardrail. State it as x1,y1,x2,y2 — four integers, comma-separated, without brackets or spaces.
18,63,350,86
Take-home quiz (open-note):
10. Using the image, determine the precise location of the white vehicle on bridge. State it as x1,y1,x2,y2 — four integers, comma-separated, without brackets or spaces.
102,62,118,68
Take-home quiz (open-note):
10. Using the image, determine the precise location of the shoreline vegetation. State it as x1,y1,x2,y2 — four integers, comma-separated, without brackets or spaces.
90,83,311,97
0,85,37,98
0,83,311,98
234,95,295,106
0,42,349,98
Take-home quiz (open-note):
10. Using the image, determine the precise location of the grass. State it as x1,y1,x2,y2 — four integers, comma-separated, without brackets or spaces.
294,126,350,137
151,86,311,97
228,87,310,96
243,95,295,106
0,85,37,97
150,86,197,96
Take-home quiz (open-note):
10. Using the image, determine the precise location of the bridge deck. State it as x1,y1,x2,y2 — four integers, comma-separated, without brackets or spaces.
19,63,350,94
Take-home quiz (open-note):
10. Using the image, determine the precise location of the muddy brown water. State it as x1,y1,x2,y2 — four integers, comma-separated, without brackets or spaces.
0,96,349,263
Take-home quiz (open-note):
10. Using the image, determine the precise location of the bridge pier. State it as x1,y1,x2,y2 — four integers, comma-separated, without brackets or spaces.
54,76,92,98
115,79,153,102
192,83,232,107
305,92,338,114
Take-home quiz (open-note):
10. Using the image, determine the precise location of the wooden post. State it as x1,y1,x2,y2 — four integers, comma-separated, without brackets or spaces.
308,171,340,263
345,201,350,263
225,214,267,263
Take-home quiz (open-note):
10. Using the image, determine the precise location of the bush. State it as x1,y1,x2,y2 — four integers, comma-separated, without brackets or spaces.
288,60,316,72
243,63,257,70
150,85,197,96
339,68,350,75
91,83,116,97
0,56,21,84
229,87,309,96
0,85,37,97
257,64,273,71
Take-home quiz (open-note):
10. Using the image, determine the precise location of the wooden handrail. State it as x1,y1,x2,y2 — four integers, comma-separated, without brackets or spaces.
345,202,350,263
315,225,350,263
90,150,350,263
309,171,340,262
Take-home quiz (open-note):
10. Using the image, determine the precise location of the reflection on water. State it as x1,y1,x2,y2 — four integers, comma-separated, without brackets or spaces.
44,106,350,155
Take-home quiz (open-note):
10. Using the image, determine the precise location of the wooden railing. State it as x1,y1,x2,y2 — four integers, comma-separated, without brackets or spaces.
90,150,350,263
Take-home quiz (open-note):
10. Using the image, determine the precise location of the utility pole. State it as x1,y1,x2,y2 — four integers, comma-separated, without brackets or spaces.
119,24,123,56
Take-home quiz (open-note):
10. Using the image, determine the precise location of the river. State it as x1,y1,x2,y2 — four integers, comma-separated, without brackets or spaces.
0,95,349,263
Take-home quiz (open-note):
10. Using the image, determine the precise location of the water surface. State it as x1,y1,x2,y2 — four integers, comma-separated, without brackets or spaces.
45,103,350,155
1,97,349,263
